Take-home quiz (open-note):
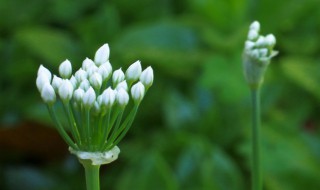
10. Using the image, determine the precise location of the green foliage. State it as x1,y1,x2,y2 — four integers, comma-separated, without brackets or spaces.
1,0,320,189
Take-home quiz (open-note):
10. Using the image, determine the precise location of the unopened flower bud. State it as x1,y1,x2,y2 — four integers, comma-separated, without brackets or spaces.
89,72,102,90
265,34,276,47
116,88,129,107
116,80,128,91
37,65,52,81
36,74,50,92
73,88,85,103
82,87,96,108
59,59,72,79
52,75,63,91
58,80,74,102
112,68,125,86
100,88,116,108
98,62,112,81
250,21,260,32
131,82,145,103
255,36,266,47
94,44,110,66
140,66,153,88
248,30,258,41
79,79,90,91
125,60,142,82
82,58,95,71
41,83,56,104
75,69,87,82
87,64,99,76
245,41,255,50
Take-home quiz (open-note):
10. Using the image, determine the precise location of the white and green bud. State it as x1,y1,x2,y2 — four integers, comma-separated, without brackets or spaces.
116,88,129,107
73,88,85,103
131,82,145,103
37,65,52,81
58,79,74,102
82,87,96,108
59,59,72,79
89,72,102,90
51,75,63,92
94,44,110,66
79,79,90,91
99,88,116,108
116,80,128,91
98,62,112,81
140,66,153,88
75,68,87,82
36,74,50,92
112,68,125,86
125,60,142,82
41,83,56,104
82,58,95,71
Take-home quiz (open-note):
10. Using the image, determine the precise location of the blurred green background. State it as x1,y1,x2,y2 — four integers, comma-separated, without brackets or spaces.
1,0,320,189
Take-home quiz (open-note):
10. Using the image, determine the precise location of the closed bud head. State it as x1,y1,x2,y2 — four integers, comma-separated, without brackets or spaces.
89,72,103,90
249,21,260,32
86,64,99,76
59,59,72,79
37,65,52,81
73,88,85,103
79,79,90,91
82,58,95,71
125,60,142,82
116,80,128,91
70,75,78,89
265,34,276,47
248,30,259,41
58,79,74,102
245,41,255,50
112,68,125,86
52,75,63,91
116,88,129,107
131,82,145,103
94,44,110,66
100,88,116,108
255,36,266,47
140,66,153,88
75,69,88,82
36,74,50,92
82,87,96,108
98,62,112,81
41,83,56,104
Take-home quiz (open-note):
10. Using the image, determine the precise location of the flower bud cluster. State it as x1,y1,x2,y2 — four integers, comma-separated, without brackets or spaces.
36,43,154,108
243,21,278,87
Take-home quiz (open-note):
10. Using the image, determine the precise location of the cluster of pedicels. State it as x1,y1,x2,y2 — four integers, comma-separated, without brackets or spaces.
243,21,278,88
36,44,153,165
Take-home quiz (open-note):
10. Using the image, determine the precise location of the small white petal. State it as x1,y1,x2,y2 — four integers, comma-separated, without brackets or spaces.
41,83,56,104
94,44,110,66
131,82,145,103
36,74,50,92
86,64,99,76
112,68,125,86
59,59,72,79
139,66,153,88
37,65,52,81
125,60,142,82
82,87,96,108
58,80,74,101
89,72,103,90
116,88,129,107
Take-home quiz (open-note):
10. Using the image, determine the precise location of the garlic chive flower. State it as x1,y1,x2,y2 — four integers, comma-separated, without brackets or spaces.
36,43,153,166
243,21,278,88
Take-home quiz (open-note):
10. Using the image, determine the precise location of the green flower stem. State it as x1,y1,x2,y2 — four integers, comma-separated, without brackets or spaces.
251,88,262,190
63,103,81,146
85,108,92,150
80,159,101,190
47,105,78,150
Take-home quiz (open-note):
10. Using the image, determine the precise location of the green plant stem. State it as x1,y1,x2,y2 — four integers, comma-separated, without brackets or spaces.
251,88,262,190
81,160,101,190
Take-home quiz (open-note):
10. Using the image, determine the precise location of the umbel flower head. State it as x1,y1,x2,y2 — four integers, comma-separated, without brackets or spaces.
36,43,154,165
243,21,278,88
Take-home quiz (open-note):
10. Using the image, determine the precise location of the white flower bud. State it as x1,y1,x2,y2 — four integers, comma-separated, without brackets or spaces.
140,66,153,88
245,41,255,50
41,83,56,104
92,101,101,114
75,68,87,82
98,62,112,81
259,48,268,57
86,64,99,76
116,88,129,107
37,65,52,81
112,68,125,86
94,44,110,66
73,88,85,103
89,72,103,90
36,74,50,92
255,36,266,47
52,75,63,91
116,80,128,91
131,82,145,103
79,79,90,91
125,60,142,82
82,58,95,71
250,49,260,59
99,88,116,108
82,87,96,108
248,30,259,41
70,75,78,88
265,34,276,47
58,79,74,102
249,21,260,32
59,59,72,79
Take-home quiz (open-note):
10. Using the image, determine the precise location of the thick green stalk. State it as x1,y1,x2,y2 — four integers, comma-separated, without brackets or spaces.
81,160,101,190
251,88,262,190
